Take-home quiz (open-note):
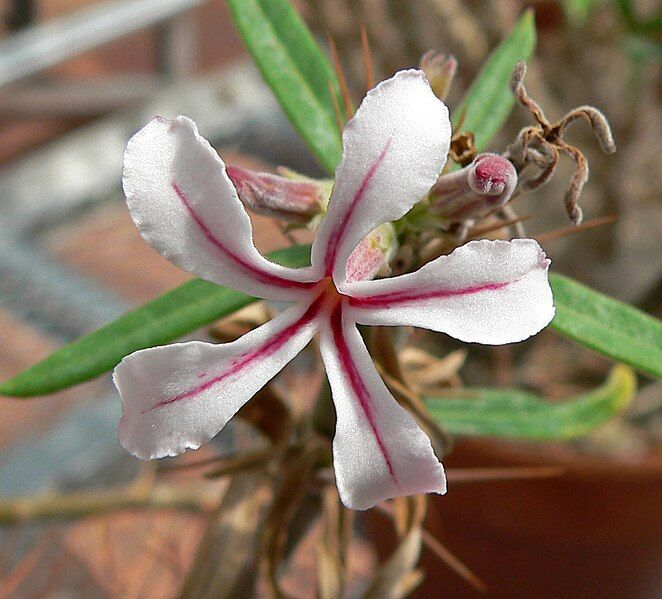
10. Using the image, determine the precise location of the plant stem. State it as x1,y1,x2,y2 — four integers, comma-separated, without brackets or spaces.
0,484,218,525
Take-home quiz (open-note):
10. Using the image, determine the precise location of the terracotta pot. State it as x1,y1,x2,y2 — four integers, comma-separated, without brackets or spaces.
366,438,662,598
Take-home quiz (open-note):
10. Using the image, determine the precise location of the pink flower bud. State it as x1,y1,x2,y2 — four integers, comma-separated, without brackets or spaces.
226,165,328,224
420,51,458,101
429,153,517,223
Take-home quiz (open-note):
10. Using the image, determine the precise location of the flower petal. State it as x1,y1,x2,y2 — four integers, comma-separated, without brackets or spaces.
311,70,451,286
319,302,446,510
123,116,320,301
344,239,555,345
114,296,324,460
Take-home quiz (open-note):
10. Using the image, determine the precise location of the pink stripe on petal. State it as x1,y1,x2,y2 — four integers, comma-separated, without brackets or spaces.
172,181,315,291
345,239,554,346
323,139,392,276
348,279,512,309
146,293,324,413
329,302,399,486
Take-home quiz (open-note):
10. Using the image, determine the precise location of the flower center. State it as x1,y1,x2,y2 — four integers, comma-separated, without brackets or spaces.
317,276,343,312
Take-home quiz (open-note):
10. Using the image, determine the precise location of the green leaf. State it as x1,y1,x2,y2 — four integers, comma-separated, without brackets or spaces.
549,273,662,378
426,365,636,439
562,0,598,25
617,0,662,34
0,246,311,397
451,10,536,152
623,35,662,64
226,0,343,174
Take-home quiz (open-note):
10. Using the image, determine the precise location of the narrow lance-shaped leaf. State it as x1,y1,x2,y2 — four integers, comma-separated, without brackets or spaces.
452,10,536,152
549,273,662,378
0,246,311,398
426,365,636,439
227,0,343,174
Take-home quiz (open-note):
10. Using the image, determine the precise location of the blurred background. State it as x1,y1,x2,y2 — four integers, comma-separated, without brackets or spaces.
0,0,659,597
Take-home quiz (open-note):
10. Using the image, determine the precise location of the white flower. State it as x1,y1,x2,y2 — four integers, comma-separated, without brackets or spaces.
114,70,554,510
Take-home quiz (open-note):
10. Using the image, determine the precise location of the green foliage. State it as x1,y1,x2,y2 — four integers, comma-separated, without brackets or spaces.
623,35,662,63
426,365,636,439
226,0,343,174
228,3,536,165
616,0,662,34
0,246,311,397
451,10,536,152
562,0,599,25
549,273,662,378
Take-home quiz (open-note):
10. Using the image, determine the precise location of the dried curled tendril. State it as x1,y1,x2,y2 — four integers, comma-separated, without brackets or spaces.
504,61,616,225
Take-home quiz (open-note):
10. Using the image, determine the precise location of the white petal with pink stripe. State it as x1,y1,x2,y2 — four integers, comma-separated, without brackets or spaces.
122,116,320,301
344,239,555,344
115,296,323,460
319,303,447,510
311,70,451,287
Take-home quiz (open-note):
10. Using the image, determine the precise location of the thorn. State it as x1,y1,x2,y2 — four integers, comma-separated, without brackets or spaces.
446,466,565,483
360,24,375,91
468,214,532,239
420,529,488,594
327,33,353,120
375,503,488,594
327,79,345,134
535,214,618,243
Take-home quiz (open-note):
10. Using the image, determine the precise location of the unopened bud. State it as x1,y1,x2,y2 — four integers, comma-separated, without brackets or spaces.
345,223,397,283
420,50,457,101
226,165,330,225
429,153,517,223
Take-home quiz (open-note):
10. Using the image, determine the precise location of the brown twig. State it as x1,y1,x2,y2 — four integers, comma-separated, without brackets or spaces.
159,448,274,474
203,449,277,480
0,484,218,524
467,214,532,240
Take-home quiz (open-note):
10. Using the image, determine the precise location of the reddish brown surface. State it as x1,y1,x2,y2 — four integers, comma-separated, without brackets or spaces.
366,438,662,599
0,308,109,450
6,512,208,598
